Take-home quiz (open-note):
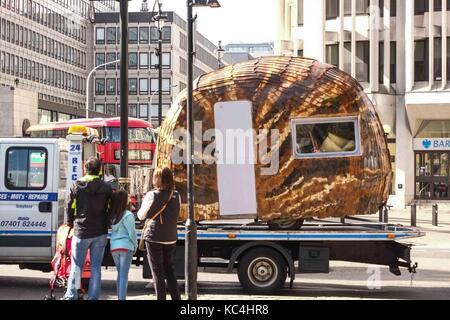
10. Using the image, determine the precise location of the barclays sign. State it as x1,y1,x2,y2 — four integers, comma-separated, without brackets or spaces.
414,138,450,151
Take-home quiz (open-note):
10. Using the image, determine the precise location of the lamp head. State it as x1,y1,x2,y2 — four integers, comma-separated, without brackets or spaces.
192,0,221,8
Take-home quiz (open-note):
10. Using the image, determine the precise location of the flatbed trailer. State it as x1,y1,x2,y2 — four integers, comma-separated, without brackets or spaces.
139,218,425,295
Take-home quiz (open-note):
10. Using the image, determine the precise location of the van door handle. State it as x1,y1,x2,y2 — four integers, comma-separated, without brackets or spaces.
38,202,52,213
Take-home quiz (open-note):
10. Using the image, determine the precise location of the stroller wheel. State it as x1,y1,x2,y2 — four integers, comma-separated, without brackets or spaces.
44,294,56,300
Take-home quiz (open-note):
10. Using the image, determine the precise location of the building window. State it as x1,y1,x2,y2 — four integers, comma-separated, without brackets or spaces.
139,52,149,69
432,0,450,11
415,0,429,14
139,27,149,43
150,52,159,68
434,37,442,81
129,27,138,44
162,26,171,42
95,104,105,114
298,0,304,25
106,52,116,69
162,78,171,94
292,117,360,158
106,27,116,44
179,32,187,51
162,52,171,68
106,78,116,95
379,0,397,16
344,0,370,15
5,147,47,190
326,0,339,19
139,78,148,95
129,78,137,94
353,41,370,82
325,44,339,67
96,27,105,44
95,78,105,95
415,39,429,82
139,103,148,120
95,53,105,69
150,27,158,43
179,57,187,75
129,52,138,69
129,104,137,118
379,41,397,84
150,78,158,93
106,104,116,115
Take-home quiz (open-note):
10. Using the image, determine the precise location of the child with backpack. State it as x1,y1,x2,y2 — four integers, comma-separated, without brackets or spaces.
109,190,137,300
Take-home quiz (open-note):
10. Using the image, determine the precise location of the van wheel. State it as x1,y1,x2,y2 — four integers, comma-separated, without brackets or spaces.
238,248,287,295
267,218,304,230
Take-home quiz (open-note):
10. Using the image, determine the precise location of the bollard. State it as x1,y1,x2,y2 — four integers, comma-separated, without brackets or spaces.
379,207,383,223
432,204,438,226
383,206,389,224
410,203,417,227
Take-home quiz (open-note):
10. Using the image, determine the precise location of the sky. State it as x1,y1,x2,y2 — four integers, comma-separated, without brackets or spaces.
129,0,277,45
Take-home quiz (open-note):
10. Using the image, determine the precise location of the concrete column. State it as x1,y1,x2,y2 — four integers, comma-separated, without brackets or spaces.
405,0,415,92
274,0,286,55
396,0,406,94
339,0,345,70
429,0,434,89
304,0,325,61
383,0,391,91
442,0,447,89
351,0,356,78
370,0,380,92
394,95,415,209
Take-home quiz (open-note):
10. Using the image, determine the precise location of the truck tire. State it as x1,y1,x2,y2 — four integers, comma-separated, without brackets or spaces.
238,248,287,295
267,218,304,230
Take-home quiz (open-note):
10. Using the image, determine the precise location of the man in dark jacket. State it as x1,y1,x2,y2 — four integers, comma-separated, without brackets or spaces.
63,157,112,300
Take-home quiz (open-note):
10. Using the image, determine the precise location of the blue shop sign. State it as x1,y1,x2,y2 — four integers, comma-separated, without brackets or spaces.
414,138,450,151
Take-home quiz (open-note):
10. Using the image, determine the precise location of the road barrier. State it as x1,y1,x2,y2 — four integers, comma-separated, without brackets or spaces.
410,203,417,227
432,204,438,226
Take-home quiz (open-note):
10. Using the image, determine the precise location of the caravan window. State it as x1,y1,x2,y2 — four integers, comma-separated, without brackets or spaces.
5,147,47,190
292,117,360,158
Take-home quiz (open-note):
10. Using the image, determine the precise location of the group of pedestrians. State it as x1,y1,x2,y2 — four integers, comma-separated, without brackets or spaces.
63,157,181,300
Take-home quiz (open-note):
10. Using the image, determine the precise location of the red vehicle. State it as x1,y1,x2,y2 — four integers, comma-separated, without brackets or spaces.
26,118,155,207
26,117,156,166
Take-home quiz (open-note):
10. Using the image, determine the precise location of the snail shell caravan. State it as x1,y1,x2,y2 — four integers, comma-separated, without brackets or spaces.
156,56,392,223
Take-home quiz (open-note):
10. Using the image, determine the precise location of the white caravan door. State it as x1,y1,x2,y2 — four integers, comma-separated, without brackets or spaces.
213,100,257,217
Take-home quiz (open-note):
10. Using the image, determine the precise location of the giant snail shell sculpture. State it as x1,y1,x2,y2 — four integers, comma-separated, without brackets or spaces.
155,56,392,229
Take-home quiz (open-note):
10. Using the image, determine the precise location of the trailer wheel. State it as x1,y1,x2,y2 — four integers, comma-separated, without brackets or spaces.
238,248,287,295
268,218,304,230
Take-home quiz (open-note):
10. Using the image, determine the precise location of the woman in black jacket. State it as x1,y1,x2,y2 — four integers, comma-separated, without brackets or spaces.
137,167,181,300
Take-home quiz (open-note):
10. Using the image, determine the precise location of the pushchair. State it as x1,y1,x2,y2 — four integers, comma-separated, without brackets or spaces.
44,224,91,300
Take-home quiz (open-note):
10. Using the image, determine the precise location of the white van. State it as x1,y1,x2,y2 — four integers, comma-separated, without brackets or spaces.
0,138,67,271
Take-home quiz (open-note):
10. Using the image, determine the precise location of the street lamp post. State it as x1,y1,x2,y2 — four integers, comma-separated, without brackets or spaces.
86,59,120,119
186,0,221,301
118,0,130,191
153,1,168,128
216,40,225,69
149,84,177,127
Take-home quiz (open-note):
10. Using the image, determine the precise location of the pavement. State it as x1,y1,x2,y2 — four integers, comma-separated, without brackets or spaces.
0,207,449,300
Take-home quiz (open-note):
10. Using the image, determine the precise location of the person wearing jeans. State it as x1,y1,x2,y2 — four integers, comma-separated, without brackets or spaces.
138,167,181,300
63,157,112,300
109,190,137,300
65,234,107,300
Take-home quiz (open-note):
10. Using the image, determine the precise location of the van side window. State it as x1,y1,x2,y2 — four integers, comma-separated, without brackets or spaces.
292,117,360,158
5,148,48,190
